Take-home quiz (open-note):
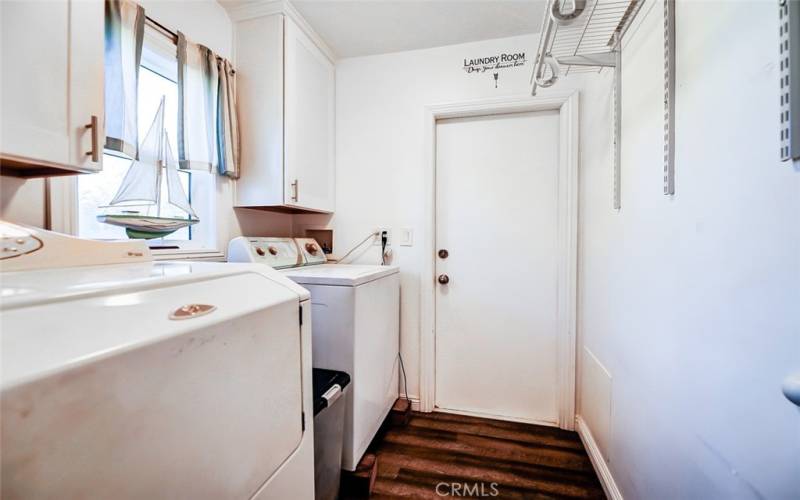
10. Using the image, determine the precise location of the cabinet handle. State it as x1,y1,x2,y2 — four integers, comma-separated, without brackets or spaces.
85,115,99,163
291,179,299,202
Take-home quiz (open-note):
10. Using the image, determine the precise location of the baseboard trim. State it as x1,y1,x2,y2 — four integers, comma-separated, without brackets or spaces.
575,416,623,500
404,397,421,412
435,406,558,427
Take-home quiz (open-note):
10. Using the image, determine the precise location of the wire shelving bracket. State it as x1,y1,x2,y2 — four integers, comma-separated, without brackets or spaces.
531,0,645,209
663,0,676,196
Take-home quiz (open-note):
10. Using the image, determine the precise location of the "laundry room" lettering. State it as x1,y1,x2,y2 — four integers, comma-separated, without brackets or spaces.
462,52,527,74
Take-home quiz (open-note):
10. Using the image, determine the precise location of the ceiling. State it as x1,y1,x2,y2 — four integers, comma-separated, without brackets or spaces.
219,1,547,58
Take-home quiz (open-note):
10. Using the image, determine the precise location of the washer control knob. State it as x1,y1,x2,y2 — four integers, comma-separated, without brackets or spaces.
255,247,266,256
305,243,318,255
268,246,278,256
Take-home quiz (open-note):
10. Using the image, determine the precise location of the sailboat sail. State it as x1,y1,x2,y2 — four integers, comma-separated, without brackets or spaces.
164,131,197,219
98,95,200,240
109,97,166,206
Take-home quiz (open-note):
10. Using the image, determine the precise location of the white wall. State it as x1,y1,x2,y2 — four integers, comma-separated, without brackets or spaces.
577,1,800,498
1,177,46,227
141,0,233,58
296,33,610,405
0,0,292,243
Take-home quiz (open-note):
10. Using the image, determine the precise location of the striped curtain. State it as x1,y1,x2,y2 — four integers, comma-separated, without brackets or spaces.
104,0,145,158
177,32,240,178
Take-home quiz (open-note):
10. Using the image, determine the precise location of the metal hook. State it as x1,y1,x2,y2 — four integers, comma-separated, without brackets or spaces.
533,55,560,88
550,0,586,26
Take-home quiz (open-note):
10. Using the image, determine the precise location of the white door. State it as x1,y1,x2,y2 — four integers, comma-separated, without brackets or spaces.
283,17,335,212
435,110,561,424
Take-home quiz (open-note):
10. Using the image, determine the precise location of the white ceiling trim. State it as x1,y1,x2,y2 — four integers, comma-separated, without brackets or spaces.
226,0,337,61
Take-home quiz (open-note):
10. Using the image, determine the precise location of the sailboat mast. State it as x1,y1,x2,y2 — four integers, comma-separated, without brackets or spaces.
156,96,166,218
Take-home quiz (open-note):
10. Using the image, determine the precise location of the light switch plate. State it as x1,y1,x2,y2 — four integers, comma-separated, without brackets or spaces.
398,227,413,246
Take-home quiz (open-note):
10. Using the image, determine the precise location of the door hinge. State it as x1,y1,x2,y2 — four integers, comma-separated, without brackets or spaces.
301,411,306,431
299,305,303,326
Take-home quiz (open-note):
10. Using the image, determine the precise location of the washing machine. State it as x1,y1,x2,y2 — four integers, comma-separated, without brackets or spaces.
1,223,315,499
228,236,400,471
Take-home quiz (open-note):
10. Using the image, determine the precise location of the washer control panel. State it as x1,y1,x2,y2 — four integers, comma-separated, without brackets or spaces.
0,221,150,272
295,238,326,266
227,237,300,269
1,233,43,260
228,237,328,268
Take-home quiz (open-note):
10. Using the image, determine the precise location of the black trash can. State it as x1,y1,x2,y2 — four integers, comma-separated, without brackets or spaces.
312,368,351,500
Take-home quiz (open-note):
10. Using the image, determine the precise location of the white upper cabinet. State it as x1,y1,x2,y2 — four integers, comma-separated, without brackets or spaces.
283,18,335,213
234,13,335,213
0,0,104,177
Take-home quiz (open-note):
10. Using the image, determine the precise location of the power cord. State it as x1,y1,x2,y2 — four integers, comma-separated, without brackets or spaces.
398,352,409,403
381,230,388,265
335,231,379,264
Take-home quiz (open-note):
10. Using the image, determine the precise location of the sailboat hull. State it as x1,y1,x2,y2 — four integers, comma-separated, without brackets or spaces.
97,215,199,240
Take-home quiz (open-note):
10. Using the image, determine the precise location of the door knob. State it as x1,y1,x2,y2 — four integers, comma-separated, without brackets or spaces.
783,372,800,407
437,274,450,285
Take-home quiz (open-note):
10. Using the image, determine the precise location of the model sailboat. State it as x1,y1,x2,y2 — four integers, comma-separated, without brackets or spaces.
97,97,199,239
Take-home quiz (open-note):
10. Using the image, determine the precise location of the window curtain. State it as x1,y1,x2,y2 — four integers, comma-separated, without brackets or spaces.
217,59,240,179
177,32,240,178
104,0,145,158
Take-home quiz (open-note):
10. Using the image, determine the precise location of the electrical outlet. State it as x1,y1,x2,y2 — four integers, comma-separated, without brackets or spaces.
373,227,391,246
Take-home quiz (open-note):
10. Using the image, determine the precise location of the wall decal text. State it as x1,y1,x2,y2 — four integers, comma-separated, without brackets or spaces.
463,52,527,88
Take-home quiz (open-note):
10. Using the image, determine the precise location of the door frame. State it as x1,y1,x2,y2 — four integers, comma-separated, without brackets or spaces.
419,91,579,430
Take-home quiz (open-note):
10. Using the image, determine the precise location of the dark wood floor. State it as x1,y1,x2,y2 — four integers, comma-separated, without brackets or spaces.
357,411,605,499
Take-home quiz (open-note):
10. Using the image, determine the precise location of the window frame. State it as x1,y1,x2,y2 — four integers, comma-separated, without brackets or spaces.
55,21,223,260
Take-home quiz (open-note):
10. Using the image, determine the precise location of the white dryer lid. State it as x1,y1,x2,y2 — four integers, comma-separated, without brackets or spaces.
283,264,398,286
1,261,308,389
1,261,310,310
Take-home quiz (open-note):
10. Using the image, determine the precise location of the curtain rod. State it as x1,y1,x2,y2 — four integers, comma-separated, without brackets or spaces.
143,15,235,73
145,15,178,44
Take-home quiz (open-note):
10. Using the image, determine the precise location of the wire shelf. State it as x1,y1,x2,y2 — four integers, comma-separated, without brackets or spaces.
531,0,643,88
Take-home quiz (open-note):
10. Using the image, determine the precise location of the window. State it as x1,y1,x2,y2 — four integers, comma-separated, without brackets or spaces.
77,24,216,250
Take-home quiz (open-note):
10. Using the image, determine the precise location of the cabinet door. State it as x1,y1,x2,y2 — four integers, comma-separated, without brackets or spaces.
284,18,335,212
234,14,285,207
1,1,71,166
0,0,103,174
68,0,104,173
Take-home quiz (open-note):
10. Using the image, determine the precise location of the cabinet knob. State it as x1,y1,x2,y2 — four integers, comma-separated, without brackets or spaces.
437,274,450,285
